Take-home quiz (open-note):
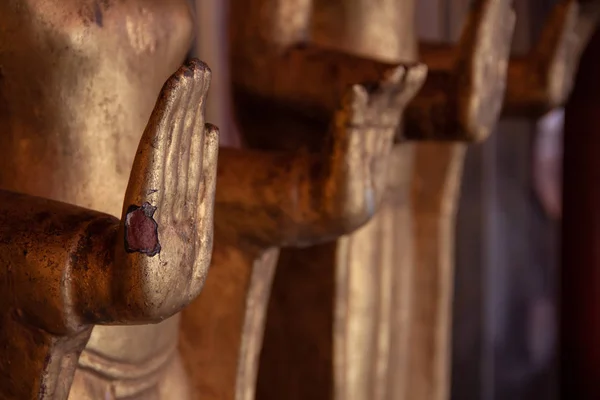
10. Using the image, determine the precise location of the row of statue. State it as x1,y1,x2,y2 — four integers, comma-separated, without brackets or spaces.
0,0,597,399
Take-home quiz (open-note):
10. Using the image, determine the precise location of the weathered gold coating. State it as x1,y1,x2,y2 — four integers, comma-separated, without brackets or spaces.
0,61,218,399
0,1,206,398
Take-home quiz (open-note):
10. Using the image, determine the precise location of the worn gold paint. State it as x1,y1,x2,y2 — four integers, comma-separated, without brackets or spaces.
0,60,218,399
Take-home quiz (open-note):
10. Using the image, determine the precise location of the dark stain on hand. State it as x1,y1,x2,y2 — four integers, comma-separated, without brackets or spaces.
124,203,161,257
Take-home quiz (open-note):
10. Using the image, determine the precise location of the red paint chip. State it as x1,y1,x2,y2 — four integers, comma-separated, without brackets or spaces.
125,202,161,256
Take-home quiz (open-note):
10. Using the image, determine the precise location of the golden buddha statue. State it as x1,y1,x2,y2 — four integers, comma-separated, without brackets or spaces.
0,57,218,399
0,1,204,398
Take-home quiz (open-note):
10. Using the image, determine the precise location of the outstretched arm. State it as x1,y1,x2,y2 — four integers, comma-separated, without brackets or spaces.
216,64,425,248
504,0,600,116
407,0,515,141
0,189,117,400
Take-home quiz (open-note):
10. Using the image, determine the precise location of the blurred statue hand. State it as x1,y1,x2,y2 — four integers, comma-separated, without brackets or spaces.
324,63,426,226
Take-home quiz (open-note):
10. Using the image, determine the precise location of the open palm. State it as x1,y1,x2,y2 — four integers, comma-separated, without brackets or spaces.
114,59,219,322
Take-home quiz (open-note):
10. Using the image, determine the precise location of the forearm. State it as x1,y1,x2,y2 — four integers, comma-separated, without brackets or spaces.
216,147,314,247
0,189,165,329
231,44,401,120
0,312,92,400
0,190,120,333
67,217,123,325
216,147,371,248
403,70,456,140
503,58,545,116
18,203,184,326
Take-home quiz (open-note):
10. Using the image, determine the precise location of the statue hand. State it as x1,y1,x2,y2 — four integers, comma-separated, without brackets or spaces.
115,59,219,322
323,63,426,227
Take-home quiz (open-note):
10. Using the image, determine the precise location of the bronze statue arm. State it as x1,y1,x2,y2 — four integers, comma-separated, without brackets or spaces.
406,0,515,141
415,0,600,121
0,189,117,399
232,42,423,120
217,64,425,248
0,190,118,335
216,146,371,248
504,0,600,116
229,0,411,120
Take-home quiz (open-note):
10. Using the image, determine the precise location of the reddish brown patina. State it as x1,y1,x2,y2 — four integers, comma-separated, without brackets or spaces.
125,202,161,256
